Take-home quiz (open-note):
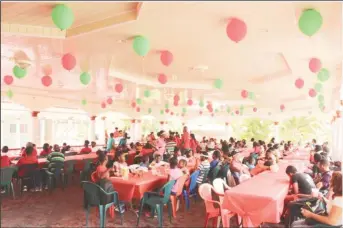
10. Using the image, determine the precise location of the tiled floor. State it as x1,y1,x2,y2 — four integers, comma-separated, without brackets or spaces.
1,183,212,227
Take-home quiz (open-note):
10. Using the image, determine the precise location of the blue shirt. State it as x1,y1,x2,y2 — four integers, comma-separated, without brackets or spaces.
107,137,114,151
210,159,219,169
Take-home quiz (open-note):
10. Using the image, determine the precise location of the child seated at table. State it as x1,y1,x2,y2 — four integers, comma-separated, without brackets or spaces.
79,140,92,154
113,152,128,177
196,152,211,185
178,159,189,175
139,155,150,168
168,157,183,193
1,146,10,168
245,156,256,170
149,154,167,169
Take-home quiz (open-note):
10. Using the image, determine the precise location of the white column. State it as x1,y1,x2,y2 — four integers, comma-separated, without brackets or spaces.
274,122,280,142
31,111,40,145
100,117,106,145
89,116,96,141
135,120,142,143
45,119,53,144
16,117,21,147
130,120,136,142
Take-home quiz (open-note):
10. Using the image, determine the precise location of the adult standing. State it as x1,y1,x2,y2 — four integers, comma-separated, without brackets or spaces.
189,133,198,154
155,130,167,157
181,126,190,152
106,133,115,154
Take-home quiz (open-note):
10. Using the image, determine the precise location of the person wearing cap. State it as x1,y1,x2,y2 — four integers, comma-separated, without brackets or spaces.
196,152,210,184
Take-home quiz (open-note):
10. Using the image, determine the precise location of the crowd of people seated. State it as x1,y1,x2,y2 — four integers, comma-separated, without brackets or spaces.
1,125,342,227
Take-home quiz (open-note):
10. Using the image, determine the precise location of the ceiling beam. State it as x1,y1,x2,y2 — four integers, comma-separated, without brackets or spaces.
1,23,66,39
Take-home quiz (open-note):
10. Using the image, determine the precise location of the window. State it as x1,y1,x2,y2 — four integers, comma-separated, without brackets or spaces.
9,124,16,133
20,124,28,133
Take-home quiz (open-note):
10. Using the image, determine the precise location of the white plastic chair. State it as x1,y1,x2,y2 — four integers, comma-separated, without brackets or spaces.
212,178,231,203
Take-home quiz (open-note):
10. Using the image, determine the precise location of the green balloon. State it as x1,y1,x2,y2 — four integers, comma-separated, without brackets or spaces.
81,99,87,105
298,9,323,37
182,107,187,113
7,90,13,99
317,68,330,82
231,113,234,116
144,90,151,98
13,65,27,79
213,79,223,89
248,92,255,100
314,83,323,92
215,108,219,113
80,72,91,85
148,108,152,114
199,100,204,108
317,94,324,103
51,4,74,30
226,107,231,113
240,105,244,111
165,103,169,109
160,110,164,115
136,98,142,105
133,36,150,57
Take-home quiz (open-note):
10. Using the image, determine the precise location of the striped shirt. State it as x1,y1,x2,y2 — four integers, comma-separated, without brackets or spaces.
165,141,177,155
196,160,210,184
47,151,65,173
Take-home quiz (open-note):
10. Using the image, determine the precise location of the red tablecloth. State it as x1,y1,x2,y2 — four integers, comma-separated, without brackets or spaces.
222,162,297,227
283,150,310,161
110,171,168,201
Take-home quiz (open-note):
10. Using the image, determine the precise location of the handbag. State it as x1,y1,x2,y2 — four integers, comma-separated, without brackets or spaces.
304,198,328,225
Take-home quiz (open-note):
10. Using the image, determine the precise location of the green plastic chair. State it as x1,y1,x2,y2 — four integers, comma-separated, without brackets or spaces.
80,159,93,182
0,167,17,199
45,162,65,192
82,181,123,228
64,160,76,185
136,180,176,228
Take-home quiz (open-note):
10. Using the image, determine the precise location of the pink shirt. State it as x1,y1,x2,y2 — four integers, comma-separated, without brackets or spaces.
156,137,166,156
169,168,183,192
182,132,190,149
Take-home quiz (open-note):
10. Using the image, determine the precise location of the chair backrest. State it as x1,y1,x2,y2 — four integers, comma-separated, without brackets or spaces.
189,170,200,193
1,167,16,185
48,161,65,176
174,175,189,196
90,171,98,183
17,163,38,177
213,178,226,194
82,181,101,208
198,183,219,213
161,180,176,204
64,160,76,173
83,159,93,171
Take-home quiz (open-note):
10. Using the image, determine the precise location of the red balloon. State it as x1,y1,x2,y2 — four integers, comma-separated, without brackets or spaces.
101,102,106,109
174,95,180,101
309,58,322,73
280,104,285,110
253,107,257,112
3,75,13,85
42,64,52,75
309,88,317,97
131,102,136,108
158,73,167,84
295,78,304,89
235,110,240,115
225,122,229,126
136,107,140,112
173,101,179,106
211,113,214,117
171,112,174,116
115,83,123,93
226,18,247,43
187,99,193,106
61,53,76,71
41,75,52,87
199,111,203,115
160,51,173,66
107,97,113,105
165,108,170,113
241,90,248,99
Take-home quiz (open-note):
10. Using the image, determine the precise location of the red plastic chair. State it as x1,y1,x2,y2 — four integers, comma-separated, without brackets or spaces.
170,174,189,218
198,183,237,228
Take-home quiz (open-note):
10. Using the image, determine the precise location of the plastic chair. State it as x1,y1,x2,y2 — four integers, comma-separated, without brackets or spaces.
80,159,93,182
212,178,231,203
0,167,16,199
170,175,189,218
136,180,176,228
82,181,123,227
183,170,200,210
45,162,65,192
64,160,76,185
17,163,40,195
198,183,237,228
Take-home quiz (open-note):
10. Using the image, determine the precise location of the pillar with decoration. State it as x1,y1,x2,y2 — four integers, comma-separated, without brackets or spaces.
130,119,136,142
45,119,53,144
101,117,107,146
31,111,40,145
89,116,96,142
135,119,142,142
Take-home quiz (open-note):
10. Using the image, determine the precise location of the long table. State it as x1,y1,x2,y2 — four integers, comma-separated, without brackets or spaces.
110,171,168,202
222,159,309,227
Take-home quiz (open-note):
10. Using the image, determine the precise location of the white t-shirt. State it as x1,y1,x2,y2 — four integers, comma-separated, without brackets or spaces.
328,196,343,226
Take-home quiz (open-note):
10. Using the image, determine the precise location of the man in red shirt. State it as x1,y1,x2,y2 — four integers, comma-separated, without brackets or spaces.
79,140,92,154
181,126,190,151
1,146,10,168
17,146,38,176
